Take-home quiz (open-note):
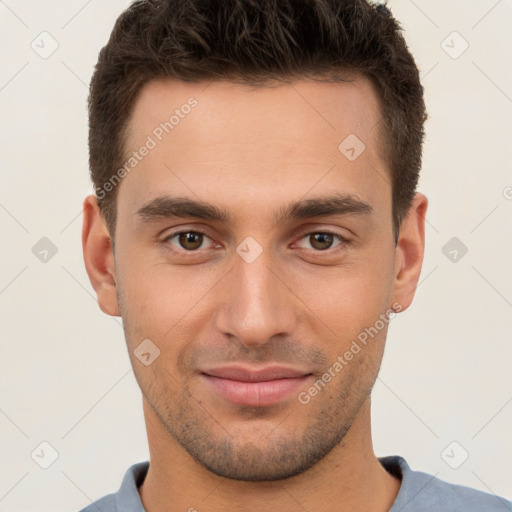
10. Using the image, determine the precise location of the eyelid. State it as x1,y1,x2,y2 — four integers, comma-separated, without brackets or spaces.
162,228,217,251
161,227,352,253
293,230,350,251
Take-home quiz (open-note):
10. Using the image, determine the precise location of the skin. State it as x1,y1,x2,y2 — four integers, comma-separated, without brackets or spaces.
83,75,427,512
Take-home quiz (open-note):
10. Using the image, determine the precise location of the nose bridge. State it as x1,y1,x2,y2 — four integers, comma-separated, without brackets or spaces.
217,241,296,346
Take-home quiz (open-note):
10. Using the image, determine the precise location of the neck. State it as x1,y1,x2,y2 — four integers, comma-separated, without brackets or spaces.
138,397,401,512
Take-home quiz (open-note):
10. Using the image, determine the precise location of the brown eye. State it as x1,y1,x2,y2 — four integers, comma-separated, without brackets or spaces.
295,231,347,253
177,232,204,250
164,230,212,251
309,232,335,250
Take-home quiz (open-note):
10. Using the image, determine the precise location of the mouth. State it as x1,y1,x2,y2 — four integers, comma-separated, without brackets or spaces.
200,365,313,407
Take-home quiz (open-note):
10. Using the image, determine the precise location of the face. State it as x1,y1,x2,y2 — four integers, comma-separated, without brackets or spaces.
84,76,425,481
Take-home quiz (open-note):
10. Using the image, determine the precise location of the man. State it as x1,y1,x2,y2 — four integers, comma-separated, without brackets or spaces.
80,0,511,510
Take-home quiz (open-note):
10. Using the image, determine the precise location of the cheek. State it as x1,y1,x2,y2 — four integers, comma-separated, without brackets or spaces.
116,247,180,318
296,258,393,335
116,259,214,368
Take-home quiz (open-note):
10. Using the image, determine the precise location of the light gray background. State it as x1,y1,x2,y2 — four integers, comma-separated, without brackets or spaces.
1,1,511,510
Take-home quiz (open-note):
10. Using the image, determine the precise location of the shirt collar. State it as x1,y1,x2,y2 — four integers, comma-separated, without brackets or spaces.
114,456,412,511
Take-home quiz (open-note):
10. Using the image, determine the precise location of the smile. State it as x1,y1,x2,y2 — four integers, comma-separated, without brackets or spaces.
200,365,313,406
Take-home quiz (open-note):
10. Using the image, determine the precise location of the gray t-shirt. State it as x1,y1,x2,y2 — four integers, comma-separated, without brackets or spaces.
77,455,511,511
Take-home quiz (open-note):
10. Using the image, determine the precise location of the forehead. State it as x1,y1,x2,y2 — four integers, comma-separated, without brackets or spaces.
119,76,389,221
127,75,383,148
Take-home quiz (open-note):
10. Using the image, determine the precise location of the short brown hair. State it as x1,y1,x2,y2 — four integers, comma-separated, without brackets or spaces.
88,0,427,244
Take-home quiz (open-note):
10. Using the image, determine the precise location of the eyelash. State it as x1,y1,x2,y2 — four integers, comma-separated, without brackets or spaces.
162,229,351,255
294,231,351,252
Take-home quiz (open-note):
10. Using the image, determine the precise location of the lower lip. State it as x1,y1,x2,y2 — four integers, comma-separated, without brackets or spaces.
202,374,311,406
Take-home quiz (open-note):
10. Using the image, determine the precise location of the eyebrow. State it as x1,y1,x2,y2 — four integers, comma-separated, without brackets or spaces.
135,193,374,225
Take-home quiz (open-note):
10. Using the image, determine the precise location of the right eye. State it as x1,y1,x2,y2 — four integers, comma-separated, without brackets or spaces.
162,229,216,251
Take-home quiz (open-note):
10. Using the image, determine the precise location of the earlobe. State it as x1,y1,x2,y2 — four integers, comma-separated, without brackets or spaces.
391,192,428,312
82,194,121,316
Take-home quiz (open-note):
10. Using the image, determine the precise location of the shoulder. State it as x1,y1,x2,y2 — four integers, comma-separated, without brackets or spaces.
74,461,149,512
77,493,116,512
379,456,512,512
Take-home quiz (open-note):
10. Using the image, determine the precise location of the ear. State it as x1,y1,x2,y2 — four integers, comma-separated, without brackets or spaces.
391,192,428,312
82,194,120,316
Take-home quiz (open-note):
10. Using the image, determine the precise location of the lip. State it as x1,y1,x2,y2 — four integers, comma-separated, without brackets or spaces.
201,365,312,406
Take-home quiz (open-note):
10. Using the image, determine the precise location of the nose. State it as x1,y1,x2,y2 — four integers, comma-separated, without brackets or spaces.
215,243,298,348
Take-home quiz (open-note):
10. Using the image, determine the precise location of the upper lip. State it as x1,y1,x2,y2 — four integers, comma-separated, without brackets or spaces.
201,365,311,382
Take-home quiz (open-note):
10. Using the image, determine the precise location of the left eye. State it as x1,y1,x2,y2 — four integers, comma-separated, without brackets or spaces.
296,232,346,251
